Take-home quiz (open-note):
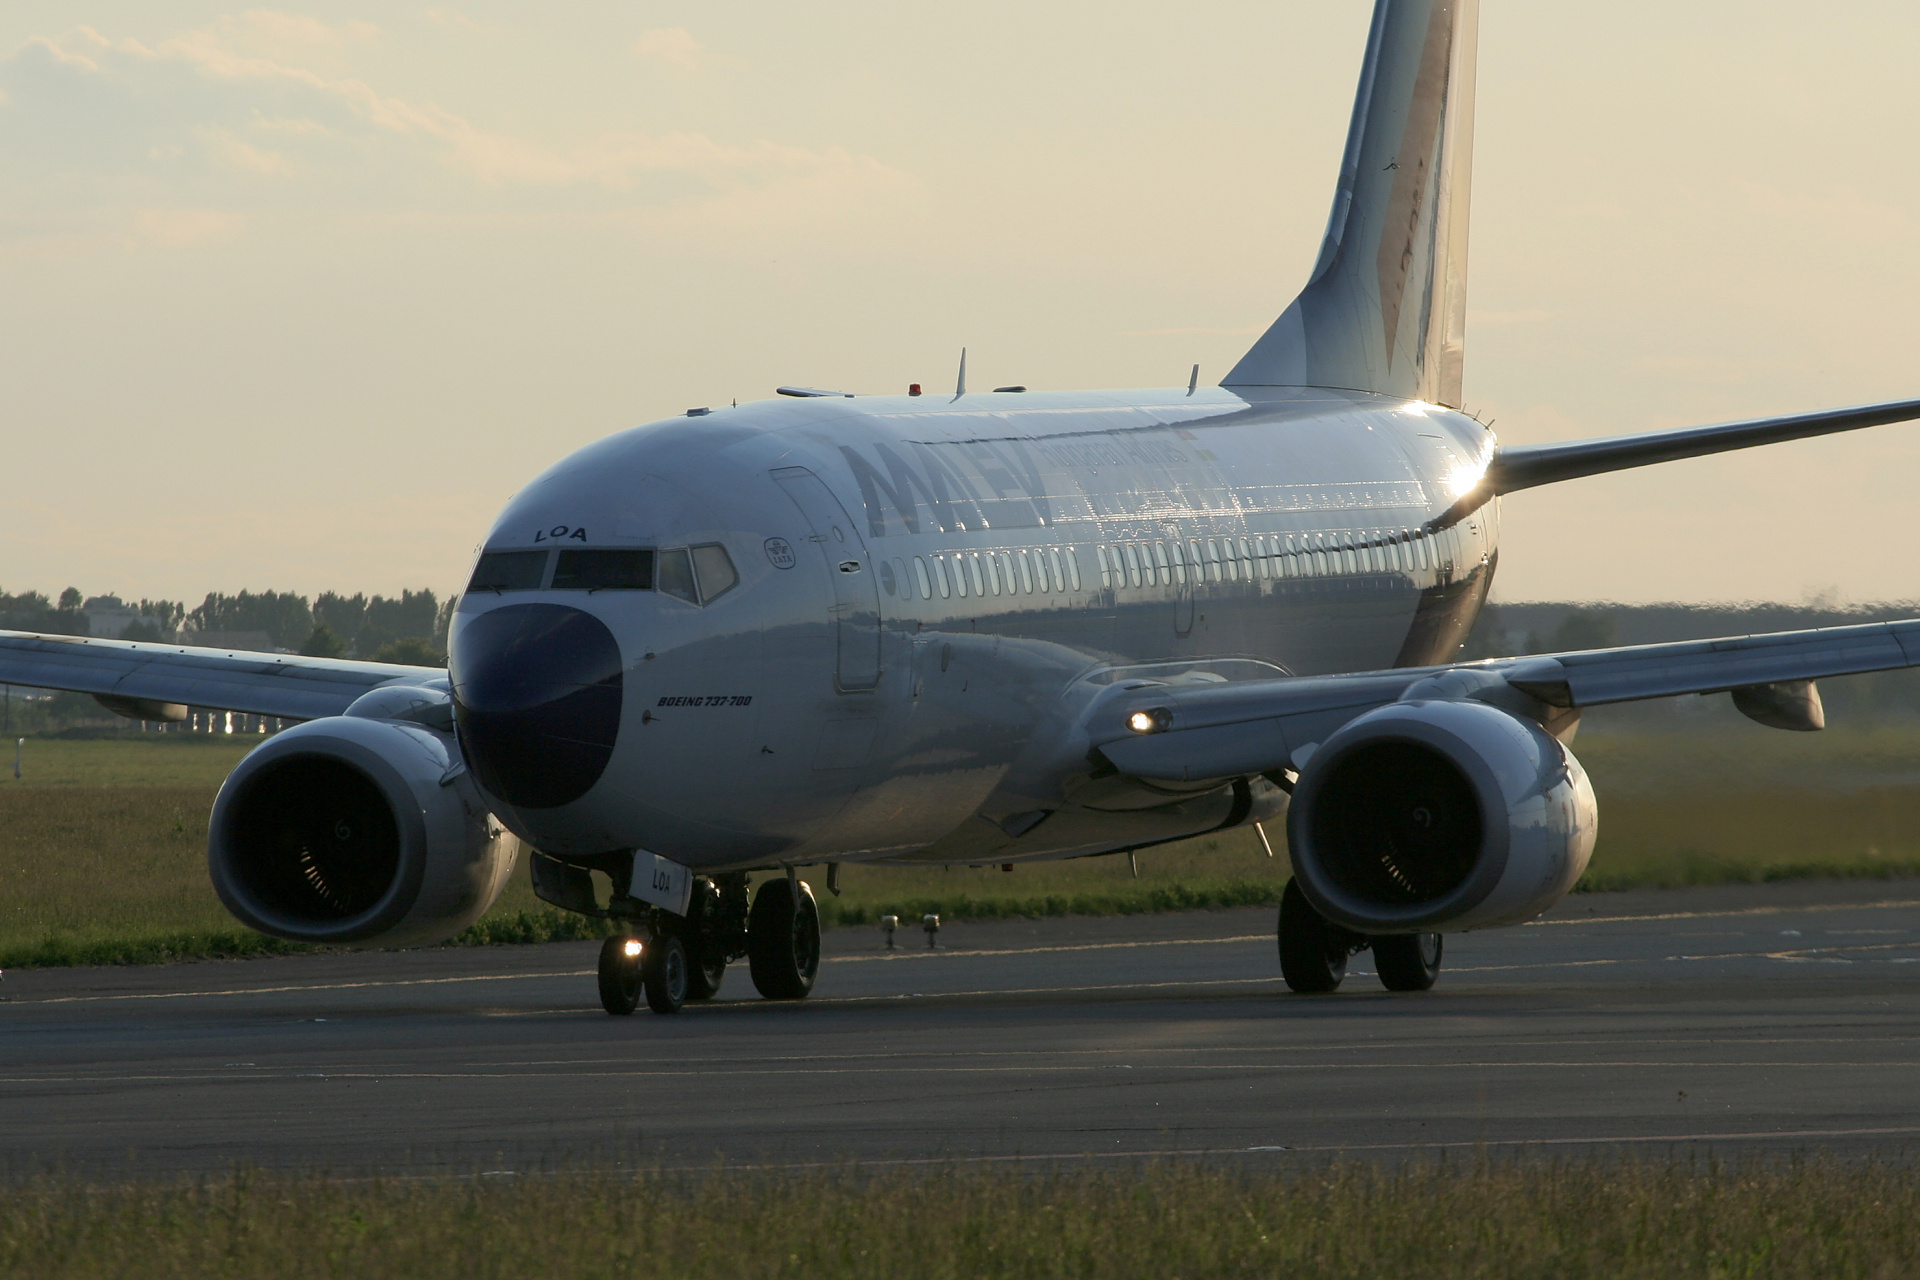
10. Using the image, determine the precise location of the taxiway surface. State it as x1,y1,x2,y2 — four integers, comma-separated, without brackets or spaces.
5,880,1919,1175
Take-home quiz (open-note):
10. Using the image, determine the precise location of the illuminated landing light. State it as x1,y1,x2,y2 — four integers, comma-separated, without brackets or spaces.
622,939,642,959
1128,707,1172,734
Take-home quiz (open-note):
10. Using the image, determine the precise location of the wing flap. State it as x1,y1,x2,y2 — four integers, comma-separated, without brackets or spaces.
0,630,442,721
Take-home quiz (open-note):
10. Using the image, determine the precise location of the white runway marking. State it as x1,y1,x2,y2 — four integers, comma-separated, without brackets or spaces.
1526,899,1920,927
8,898,1914,1005
640,1124,1920,1172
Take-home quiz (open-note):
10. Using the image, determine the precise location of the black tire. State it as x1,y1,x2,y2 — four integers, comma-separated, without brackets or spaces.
643,928,689,1014
685,940,726,1001
748,876,820,1000
1278,879,1350,993
1372,932,1443,992
597,935,642,1015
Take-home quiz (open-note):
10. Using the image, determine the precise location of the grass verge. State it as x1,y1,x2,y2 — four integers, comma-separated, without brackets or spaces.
8,728,1920,969
4,1157,1917,1279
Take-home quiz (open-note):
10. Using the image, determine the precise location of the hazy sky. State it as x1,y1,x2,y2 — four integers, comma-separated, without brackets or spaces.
5,2,1919,607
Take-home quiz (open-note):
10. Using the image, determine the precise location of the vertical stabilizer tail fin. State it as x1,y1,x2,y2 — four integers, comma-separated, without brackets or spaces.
1223,0,1479,407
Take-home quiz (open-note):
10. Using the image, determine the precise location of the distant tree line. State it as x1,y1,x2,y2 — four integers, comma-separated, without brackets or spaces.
185,588,455,663
2,584,456,665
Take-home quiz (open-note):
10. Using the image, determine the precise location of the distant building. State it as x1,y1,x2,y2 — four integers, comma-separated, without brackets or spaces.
181,630,279,653
82,595,141,639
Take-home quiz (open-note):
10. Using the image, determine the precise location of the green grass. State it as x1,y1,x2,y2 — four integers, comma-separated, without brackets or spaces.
3,1157,1917,1279
5,723,1920,969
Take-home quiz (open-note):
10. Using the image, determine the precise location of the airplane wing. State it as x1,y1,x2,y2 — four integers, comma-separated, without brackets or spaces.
1095,619,1920,784
0,630,444,722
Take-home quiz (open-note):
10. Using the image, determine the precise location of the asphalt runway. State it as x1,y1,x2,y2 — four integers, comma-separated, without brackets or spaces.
5,879,1920,1176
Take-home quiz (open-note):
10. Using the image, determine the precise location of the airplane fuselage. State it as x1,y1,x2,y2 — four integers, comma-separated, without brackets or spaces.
449,385,1501,873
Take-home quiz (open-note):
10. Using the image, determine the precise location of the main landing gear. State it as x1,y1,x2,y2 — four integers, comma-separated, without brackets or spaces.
596,871,821,1016
1277,879,1443,993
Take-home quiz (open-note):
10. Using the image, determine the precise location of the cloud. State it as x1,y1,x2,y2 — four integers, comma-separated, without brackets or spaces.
0,19,920,246
196,124,291,175
222,11,380,50
631,27,703,70
133,207,248,245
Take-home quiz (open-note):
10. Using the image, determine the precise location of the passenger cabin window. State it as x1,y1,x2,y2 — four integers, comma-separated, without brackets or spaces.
468,550,548,593
552,548,652,591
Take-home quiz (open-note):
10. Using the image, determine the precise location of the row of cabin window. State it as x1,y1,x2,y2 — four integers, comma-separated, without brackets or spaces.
891,546,1086,602
1095,529,1451,590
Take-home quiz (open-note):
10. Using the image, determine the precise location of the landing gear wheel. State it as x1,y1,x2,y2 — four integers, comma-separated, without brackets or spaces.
643,929,690,1014
1279,879,1350,993
685,942,726,1001
748,876,820,1000
597,935,642,1015
1372,932,1443,992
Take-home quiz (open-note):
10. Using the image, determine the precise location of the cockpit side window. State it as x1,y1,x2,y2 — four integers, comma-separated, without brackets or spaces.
690,544,738,602
553,549,653,591
468,550,549,593
656,548,697,602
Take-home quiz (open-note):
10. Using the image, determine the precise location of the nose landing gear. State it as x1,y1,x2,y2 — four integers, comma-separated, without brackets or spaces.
597,935,643,1015
590,868,822,1015
643,929,691,1013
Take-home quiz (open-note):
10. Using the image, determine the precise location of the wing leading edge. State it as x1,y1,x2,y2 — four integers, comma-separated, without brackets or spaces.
1097,619,1920,784
0,630,444,722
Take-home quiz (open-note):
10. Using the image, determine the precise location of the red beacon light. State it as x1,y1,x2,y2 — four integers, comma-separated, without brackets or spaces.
908,383,922,397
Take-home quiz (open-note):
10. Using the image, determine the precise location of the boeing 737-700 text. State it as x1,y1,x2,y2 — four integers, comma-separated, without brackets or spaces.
8,0,1920,1013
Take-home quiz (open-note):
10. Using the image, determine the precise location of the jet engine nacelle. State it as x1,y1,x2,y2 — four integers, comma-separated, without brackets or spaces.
1286,699,1597,934
208,712,521,947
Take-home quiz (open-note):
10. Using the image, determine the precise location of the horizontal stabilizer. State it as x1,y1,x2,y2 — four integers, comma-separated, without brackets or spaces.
1488,397,1920,496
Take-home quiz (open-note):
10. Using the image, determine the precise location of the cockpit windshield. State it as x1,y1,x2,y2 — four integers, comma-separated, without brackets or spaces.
553,549,652,591
464,543,738,602
467,550,547,592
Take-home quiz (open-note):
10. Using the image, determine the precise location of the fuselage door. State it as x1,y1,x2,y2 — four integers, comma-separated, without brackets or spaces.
772,466,882,692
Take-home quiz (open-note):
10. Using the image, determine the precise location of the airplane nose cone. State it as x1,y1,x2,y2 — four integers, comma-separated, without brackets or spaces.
450,603,623,809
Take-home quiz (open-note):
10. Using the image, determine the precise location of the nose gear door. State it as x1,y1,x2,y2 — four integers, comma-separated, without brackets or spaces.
771,466,882,692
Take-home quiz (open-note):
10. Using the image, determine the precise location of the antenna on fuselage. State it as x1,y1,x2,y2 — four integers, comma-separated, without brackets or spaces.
953,347,967,400
1188,364,1199,396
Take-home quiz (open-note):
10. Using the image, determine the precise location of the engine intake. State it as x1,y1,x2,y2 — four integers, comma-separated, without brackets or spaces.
209,714,520,947
1287,699,1596,934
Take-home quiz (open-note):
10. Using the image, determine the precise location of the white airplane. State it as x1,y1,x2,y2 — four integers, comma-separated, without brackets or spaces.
7,0,1920,1016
